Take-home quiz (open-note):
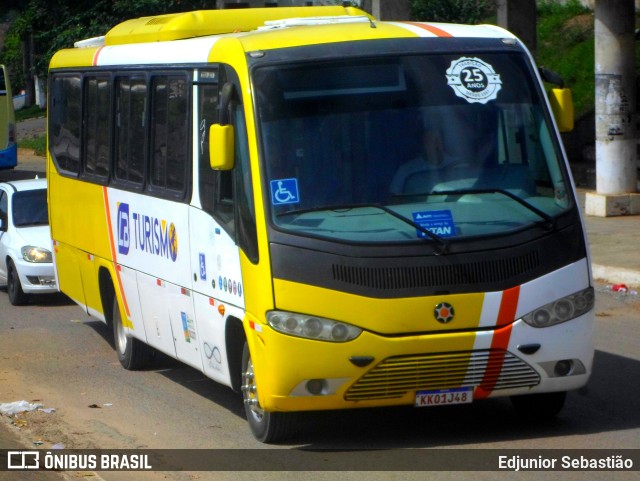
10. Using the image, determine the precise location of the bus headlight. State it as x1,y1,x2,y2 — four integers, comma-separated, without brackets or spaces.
266,310,362,342
21,246,53,263
522,287,594,328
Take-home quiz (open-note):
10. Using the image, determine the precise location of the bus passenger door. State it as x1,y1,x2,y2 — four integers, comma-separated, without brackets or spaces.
188,77,247,387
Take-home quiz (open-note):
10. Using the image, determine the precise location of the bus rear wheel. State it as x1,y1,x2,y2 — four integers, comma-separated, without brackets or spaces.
510,391,566,419
241,342,296,443
112,297,153,370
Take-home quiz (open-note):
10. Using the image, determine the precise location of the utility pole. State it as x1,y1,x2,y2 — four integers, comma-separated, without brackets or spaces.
496,0,536,56
586,0,640,216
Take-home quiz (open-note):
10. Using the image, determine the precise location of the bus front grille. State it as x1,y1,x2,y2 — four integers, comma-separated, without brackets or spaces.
344,349,540,401
332,250,540,291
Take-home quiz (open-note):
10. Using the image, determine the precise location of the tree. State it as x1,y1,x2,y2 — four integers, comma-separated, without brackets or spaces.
0,0,215,105
410,0,491,23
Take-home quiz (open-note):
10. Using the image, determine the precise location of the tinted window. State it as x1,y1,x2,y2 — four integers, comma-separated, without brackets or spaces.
49,75,82,175
115,76,146,185
150,75,189,193
12,189,48,227
85,76,111,179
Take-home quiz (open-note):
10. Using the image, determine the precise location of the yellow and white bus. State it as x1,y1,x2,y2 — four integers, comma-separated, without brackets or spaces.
47,6,594,442
0,65,17,169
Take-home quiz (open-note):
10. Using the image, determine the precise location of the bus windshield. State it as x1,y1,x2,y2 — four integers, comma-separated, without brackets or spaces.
254,52,572,244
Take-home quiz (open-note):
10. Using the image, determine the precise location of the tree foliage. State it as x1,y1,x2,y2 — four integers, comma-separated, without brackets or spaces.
0,0,215,91
410,0,491,24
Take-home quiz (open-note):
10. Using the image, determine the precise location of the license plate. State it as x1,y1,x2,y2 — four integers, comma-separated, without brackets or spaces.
415,387,473,407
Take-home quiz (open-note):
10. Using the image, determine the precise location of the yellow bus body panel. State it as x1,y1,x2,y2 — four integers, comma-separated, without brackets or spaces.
245,310,479,412
104,7,370,45
0,65,15,153
50,47,100,69
237,21,416,52
49,168,112,316
273,279,485,335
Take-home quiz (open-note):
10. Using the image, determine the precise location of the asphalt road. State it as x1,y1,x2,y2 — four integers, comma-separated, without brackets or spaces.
0,284,639,481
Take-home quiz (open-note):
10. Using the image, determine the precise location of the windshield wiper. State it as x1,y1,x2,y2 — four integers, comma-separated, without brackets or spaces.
277,203,450,255
432,188,556,230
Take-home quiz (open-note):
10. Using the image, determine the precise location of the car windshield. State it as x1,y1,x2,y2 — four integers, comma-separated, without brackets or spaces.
12,189,48,227
254,52,573,244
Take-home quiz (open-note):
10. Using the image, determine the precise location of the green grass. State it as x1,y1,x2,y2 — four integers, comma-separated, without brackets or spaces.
536,1,594,117
18,135,46,156
15,105,46,122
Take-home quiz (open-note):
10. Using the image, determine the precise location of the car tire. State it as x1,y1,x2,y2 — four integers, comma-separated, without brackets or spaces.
7,259,28,306
241,342,296,443
112,296,153,370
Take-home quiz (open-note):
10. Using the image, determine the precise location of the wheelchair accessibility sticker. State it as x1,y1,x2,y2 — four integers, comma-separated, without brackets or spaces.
270,178,300,205
446,57,502,104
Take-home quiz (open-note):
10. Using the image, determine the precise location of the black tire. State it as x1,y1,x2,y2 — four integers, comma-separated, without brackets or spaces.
7,259,28,306
112,296,153,370
510,391,567,419
241,342,296,443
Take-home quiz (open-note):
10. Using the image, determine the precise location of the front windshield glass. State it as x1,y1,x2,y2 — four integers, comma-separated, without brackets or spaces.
12,189,48,227
254,52,572,243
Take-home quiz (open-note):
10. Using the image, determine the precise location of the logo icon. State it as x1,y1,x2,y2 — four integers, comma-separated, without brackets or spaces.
434,302,455,324
446,57,502,104
168,223,178,262
117,202,130,255
7,451,39,469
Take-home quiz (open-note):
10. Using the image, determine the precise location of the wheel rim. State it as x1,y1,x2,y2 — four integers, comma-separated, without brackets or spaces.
242,356,265,423
114,315,128,355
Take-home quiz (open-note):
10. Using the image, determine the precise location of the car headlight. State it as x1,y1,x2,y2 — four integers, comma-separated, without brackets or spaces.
21,246,53,263
522,287,594,328
266,310,362,342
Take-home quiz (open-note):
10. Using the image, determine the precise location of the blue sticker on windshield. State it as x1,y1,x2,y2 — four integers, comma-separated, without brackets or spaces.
270,178,300,205
412,210,456,238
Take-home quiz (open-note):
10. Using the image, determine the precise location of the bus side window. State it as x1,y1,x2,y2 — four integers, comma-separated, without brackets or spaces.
198,80,257,261
150,75,189,195
84,76,111,180
198,84,221,217
115,76,146,186
199,82,234,230
49,75,82,176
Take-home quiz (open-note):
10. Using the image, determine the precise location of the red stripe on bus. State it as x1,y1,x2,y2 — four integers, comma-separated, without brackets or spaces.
103,186,131,318
475,286,520,399
92,46,105,66
402,22,453,37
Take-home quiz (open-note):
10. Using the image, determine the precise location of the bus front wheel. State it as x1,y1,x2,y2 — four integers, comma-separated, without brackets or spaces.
112,297,153,370
241,342,296,443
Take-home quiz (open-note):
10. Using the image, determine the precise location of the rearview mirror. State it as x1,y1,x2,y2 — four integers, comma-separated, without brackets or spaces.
209,124,235,170
548,88,574,133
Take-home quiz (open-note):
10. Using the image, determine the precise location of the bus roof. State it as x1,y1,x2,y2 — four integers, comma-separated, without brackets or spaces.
103,6,371,45
52,7,517,69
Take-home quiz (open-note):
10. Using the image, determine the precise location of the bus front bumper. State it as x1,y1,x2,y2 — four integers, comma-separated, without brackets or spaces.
245,311,594,413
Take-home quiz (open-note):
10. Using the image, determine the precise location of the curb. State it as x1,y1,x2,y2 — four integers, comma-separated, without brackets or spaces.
592,263,640,289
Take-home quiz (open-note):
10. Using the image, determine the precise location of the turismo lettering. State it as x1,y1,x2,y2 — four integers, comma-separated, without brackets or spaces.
129,211,178,262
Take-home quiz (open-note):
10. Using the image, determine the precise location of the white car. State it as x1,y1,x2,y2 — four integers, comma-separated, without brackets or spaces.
0,178,56,305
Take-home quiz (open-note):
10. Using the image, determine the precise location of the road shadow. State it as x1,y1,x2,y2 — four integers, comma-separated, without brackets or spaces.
83,319,246,420
80,315,640,448
137,348,640,448
0,168,45,182
0,287,73,306
285,349,639,448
